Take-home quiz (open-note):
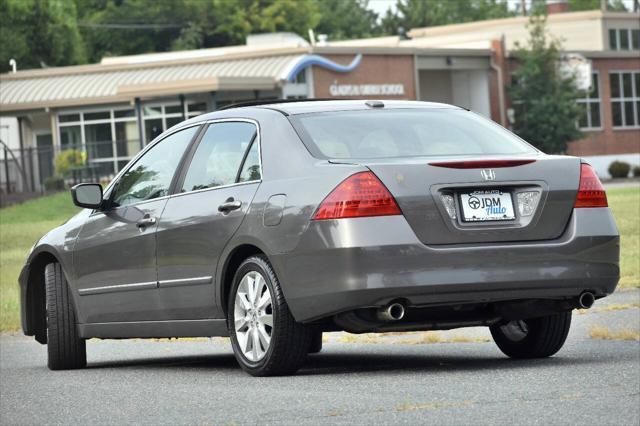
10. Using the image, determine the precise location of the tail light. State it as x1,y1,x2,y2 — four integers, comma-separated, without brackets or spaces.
312,171,401,220
574,164,607,208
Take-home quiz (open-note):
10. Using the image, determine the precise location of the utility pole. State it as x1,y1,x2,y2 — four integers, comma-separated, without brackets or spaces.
520,0,527,16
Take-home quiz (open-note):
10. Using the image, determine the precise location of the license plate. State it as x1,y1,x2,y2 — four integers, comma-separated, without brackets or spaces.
459,190,515,222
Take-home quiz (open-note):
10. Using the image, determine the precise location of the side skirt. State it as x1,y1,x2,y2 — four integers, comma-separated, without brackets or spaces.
78,319,228,339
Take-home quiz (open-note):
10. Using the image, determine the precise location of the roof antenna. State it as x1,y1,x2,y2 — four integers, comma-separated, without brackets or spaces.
9,59,16,73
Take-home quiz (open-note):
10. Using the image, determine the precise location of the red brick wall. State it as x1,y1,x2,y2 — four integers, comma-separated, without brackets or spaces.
568,57,640,156
312,54,416,100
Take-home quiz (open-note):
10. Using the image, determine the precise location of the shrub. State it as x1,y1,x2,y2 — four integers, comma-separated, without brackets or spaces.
43,176,65,191
633,166,640,178
54,149,86,177
608,161,631,179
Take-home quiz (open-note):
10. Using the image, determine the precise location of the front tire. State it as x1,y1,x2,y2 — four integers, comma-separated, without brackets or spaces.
490,312,572,359
45,263,86,370
228,255,312,376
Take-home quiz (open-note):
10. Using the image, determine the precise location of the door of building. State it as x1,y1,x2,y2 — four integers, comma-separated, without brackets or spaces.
35,134,53,188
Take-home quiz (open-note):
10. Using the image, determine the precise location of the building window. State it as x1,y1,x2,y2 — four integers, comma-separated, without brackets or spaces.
609,29,640,51
577,73,601,130
610,71,640,128
58,108,139,176
143,104,184,143
142,101,208,142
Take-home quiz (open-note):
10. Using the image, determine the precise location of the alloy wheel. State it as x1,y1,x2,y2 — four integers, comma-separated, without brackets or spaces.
233,271,273,362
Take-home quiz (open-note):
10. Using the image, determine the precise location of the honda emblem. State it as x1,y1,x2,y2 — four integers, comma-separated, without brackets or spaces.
481,169,496,181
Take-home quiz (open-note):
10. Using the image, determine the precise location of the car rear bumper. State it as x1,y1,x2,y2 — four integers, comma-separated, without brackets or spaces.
271,208,620,323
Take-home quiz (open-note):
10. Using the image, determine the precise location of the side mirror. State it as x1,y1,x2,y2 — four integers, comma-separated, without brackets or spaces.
71,183,103,209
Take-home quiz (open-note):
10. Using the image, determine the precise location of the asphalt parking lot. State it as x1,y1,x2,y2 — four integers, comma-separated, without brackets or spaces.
1,290,638,426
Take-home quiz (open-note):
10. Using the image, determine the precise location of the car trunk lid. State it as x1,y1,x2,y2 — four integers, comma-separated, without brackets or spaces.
330,155,580,245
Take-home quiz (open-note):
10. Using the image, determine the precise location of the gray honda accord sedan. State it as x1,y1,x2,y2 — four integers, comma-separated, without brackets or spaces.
19,100,619,376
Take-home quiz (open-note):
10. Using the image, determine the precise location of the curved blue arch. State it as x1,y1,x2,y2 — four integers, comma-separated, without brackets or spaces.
286,54,362,82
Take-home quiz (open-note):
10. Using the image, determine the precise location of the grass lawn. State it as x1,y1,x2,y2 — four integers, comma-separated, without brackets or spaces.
1,187,638,332
607,187,640,288
0,192,79,331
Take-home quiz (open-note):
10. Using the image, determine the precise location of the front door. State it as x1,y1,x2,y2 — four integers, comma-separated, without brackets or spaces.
73,125,200,324
155,121,261,320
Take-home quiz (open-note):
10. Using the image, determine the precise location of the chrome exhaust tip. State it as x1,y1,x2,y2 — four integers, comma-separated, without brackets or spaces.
578,292,595,309
376,303,405,321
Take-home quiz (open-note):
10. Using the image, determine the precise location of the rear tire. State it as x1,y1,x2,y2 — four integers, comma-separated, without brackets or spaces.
308,331,323,354
228,255,312,376
45,263,86,370
490,312,572,359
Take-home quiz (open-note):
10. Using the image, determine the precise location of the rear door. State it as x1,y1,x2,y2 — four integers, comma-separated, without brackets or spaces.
155,120,261,320
73,125,200,323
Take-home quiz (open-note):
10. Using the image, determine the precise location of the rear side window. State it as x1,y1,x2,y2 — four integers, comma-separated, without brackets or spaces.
290,109,537,159
181,122,258,192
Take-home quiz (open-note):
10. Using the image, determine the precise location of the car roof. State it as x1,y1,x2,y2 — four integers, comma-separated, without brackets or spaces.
179,100,463,129
253,99,459,115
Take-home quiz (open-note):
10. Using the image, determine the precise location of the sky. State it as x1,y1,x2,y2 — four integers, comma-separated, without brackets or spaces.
367,0,397,17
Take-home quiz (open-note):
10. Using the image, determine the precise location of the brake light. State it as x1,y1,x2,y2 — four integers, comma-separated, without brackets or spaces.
428,159,536,169
312,171,401,220
574,164,607,208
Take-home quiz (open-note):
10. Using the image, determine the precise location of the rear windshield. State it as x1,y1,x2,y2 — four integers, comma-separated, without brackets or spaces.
290,109,537,159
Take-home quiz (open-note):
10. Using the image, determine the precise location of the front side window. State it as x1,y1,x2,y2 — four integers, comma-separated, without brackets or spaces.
112,126,198,207
181,122,258,192
610,71,640,128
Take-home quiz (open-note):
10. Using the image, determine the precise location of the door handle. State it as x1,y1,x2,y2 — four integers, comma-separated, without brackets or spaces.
136,216,157,228
218,198,242,213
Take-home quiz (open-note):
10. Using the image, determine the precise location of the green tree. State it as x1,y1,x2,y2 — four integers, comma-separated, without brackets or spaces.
76,0,196,62
381,0,513,34
313,0,380,40
171,0,320,51
0,0,86,72
508,15,583,154
531,0,629,13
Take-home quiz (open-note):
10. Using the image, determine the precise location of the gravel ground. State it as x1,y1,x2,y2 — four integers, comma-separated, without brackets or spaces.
1,290,638,426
